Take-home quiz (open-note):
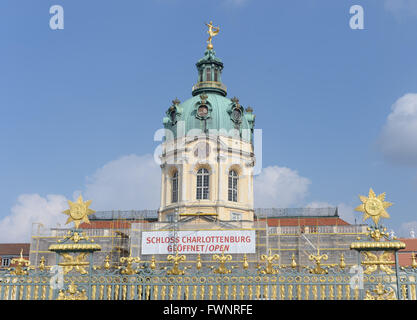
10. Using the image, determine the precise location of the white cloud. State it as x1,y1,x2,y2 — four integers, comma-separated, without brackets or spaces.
306,201,333,209
1,153,161,242
84,154,161,211
306,201,356,224
378,93,417,166
254,165,311,208
0,194,68,243
384,0,417,18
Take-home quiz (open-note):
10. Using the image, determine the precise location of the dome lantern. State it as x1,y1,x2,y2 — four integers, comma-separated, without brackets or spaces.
192,22,227,97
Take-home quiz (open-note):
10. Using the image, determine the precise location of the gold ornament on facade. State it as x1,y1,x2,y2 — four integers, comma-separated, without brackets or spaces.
96,255,111,270
339,253,346,270
39,256,46,271
291,254,297,269
150,255,157,270
57,282,88,300
355,188,392,226
59,252,89,274
205,21,219,50
242,254,249,270
231,96,240,107
364,283,396,300
62,195,95,229
259,249,280,274
361,252,395,275
166,252,187,275
199,94,208,105
366,226,390,242
120,255,141,275
196,254,202,271
63,231,90,244
9,249,31,275
308,249,328,275
212,251,233,274
350,241,405,250
49,243,101,252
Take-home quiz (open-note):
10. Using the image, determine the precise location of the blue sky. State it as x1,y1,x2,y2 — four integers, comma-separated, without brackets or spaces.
1,0,417,241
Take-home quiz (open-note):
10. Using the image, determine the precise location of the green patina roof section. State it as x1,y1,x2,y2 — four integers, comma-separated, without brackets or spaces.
163,93,254,143
162,49,255,143
196,49,223,65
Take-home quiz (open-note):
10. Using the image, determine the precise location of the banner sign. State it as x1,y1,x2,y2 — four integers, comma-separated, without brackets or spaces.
141,230,256,254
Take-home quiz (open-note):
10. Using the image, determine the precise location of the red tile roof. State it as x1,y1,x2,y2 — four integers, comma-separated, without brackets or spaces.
0,243,30,256
80,220,151,229
395,239,417,267
399,238,417,252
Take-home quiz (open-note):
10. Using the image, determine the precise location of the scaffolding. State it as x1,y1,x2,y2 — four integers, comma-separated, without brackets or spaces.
29,210,156,268
29,208,367,270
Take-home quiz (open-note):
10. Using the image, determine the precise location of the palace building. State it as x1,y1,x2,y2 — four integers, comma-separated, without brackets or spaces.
28,25,369,271
0,23,410,302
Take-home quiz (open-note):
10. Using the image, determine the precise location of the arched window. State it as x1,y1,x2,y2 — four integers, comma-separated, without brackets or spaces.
196,168,209,200
206,68,212,82
172,171,178,203
228,170,238,202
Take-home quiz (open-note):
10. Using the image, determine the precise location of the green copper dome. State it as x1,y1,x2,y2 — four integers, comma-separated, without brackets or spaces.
163,49,255,143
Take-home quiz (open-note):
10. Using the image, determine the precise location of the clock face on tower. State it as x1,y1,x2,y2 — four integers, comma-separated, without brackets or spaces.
232,108,242,122
197,105,209,118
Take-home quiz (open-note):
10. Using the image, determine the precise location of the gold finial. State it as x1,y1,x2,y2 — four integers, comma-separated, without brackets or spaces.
103,255,111,270
196,254,202,270
39,256,46,271
291,253,297,269
62,195,95,229
205,21,220,50
242,254,249,270
339,253,346,270
411,253,417,269
150,255,157,270
355,188,392,226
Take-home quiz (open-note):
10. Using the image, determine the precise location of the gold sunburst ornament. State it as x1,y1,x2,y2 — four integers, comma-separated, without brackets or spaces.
355,188,392,225
63,195,95,229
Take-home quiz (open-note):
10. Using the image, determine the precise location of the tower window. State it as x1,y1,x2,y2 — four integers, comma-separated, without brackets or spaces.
214,69,218,82
228,170,238,202
196,168,209,200
172,171,178,203
206,68,212,82
199,70,203,82
1,258,10,267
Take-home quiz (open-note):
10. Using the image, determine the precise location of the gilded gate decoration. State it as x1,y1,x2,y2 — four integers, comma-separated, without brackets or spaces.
1,190,417,301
